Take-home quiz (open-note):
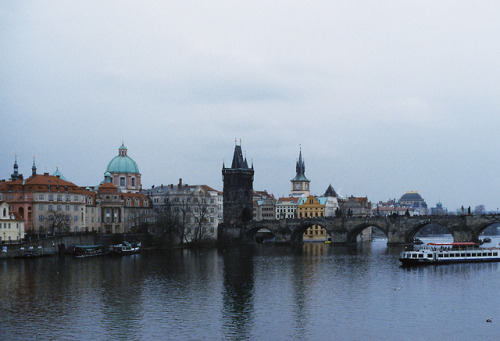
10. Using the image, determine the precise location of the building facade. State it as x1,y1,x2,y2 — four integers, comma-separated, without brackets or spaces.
0,202,24,243
0,160,87,235
275,197,299,219
145,179,219,242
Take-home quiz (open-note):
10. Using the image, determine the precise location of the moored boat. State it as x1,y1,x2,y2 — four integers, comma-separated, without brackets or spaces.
400,242,500,266
73,245,106,258
111,241,141,255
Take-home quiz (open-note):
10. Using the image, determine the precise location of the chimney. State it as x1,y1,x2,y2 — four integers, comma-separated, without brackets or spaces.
178,178,182,188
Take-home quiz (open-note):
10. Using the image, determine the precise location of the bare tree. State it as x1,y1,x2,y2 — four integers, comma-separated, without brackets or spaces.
46,209,71,235
191,200,211,243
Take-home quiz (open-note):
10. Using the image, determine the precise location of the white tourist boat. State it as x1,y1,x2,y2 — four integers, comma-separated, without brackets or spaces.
399,242,500,266
111,241,141,255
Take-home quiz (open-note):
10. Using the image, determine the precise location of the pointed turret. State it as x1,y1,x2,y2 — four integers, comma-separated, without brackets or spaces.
32,156,37,177
10,154,22,181
292,147,309,181
53,166,67,181
231,144,249,169
290,147,310,197
324,184,337,197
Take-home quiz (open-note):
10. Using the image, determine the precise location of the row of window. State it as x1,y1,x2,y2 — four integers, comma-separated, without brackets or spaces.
37,194,82,202
0,222,20,229
152,197,216,204
39,215,80,222
39,204,80,212
299,212,324,218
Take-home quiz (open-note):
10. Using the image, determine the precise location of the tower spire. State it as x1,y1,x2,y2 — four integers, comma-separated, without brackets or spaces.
32,155,37,176
11,153,21,180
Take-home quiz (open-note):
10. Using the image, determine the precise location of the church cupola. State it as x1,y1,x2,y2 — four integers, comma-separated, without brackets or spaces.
118,143,128,156
104,171,112,183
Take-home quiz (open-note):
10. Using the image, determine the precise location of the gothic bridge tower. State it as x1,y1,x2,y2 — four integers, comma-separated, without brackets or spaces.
222,143,254,227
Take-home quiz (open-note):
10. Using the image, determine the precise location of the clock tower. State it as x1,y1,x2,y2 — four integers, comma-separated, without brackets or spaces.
290,148,310,197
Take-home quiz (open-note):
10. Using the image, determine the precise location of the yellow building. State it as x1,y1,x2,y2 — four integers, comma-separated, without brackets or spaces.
298,196,327,241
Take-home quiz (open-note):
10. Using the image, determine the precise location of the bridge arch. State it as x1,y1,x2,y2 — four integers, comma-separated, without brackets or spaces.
472,221,500,241
406,222,453,243
290,220,331,243
346,223,388,244
246,225,271,243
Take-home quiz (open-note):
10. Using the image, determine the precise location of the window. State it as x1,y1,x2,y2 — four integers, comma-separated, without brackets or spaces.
74,196,79,201
57,195,62,202
120,177,125,187
57,205,62,211
131,178,135,187
66,205,70,211
39,215,44,222
39,204,44,211
65,195,70,202
74,216,78,222
48,194,54,201
38,194,44,200
74,206,78,212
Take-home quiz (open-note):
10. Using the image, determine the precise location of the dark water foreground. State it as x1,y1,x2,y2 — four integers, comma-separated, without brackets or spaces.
1,237,499,340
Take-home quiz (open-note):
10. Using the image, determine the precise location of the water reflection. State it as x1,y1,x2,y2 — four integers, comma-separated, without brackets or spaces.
98,256,144,340
220,246,255,339
1,237,499,340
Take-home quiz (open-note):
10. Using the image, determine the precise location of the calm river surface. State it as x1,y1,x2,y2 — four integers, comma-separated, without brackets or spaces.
1,237,499,340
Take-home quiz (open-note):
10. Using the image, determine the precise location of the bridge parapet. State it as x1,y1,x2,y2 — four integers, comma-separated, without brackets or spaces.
225,214,500,245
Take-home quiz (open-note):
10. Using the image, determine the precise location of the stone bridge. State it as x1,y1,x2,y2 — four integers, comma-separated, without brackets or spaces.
224,214,500,245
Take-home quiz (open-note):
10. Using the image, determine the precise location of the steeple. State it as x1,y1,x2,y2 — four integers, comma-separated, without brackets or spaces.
292,147,309,181
32,156,37,177
11,154,22,181
290,147,310,197
231,143,249,169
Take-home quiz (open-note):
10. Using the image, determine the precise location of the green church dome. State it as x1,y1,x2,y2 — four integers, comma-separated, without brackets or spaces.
106,144,140,174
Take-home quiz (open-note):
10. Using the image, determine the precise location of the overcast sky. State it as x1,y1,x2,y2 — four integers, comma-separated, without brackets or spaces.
2,1,500,211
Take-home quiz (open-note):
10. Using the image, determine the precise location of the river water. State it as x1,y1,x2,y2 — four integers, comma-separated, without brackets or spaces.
1,237,499,340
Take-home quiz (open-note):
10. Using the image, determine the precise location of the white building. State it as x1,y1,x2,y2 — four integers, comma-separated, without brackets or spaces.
0,202,24,243
145,179,219,242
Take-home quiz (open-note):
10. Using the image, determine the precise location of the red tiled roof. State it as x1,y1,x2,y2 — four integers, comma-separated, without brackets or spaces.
98,182,118,194
277,197,300,203
0,174,84,194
